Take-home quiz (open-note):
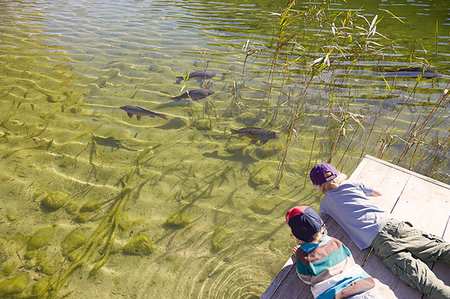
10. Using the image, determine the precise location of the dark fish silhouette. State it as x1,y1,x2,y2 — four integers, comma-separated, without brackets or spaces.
120,105,168,120
382,67,441,79
171,89,215,101
92,135,136,151
176,70,217,84
231,127,278,144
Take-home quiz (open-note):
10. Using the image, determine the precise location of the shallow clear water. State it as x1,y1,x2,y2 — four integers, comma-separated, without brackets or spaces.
0,0,448,298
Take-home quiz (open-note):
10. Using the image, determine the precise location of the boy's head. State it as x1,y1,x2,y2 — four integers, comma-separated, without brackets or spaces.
310,163,339,185
285,206,322,242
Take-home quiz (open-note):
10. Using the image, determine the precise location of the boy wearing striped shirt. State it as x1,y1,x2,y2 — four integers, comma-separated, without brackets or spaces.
286,206,394,299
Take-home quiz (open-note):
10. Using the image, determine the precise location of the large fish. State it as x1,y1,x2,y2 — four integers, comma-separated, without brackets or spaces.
382,67,440,79
120,105,168,120
176,70,217,84
231,127,278,144
171,89,215,101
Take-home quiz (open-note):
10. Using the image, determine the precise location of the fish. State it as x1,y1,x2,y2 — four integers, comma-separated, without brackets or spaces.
176,70,217,84
382,67,441,79
119,105,168,120
171,89,215,101
231,127,278,144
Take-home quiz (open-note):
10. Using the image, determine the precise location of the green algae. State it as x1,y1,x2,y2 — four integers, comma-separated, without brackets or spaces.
236,112,260,126
250,166,275,185
32,276,51,297
122,234,154,256
76,211,92,223
164,213,191,228
211,226,230,252
13,233,29,249
193,119,212,130
225,142,248,155
2,259,19,276
64,201,79,215
118,212,132,230
80,199,101,212
58,156,76,168
0,273,30,297
250,196,279,215
61,231,87,257
36,251,59,275
166,254,175,261
253,143,283,159
159,117,187,129
269,239,291,254
27,227,54,251
42,191,69,211
6,211,18,222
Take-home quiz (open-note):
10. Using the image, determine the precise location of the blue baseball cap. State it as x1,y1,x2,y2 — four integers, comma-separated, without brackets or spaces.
285,206,322,242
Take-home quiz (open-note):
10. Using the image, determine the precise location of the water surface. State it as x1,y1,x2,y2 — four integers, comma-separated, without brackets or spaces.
0,0,448,298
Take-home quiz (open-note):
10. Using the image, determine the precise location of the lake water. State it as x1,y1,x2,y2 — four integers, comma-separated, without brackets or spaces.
0,0,448,298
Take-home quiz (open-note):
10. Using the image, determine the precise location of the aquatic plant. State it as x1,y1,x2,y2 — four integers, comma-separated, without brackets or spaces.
38,147,156,298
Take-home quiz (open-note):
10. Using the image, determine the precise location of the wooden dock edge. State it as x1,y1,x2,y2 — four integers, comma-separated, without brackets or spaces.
352,155,450,190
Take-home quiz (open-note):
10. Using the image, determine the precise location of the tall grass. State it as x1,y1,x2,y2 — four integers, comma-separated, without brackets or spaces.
243,0,449,185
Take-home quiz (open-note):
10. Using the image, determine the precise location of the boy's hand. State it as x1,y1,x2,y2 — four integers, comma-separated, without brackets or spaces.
369,187,382,197
292,245,300,255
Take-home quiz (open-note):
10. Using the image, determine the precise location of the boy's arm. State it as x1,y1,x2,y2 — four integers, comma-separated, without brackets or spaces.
293,247,313,285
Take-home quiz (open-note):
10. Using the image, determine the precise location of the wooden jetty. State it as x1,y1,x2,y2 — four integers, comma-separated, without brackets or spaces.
261,155,450,299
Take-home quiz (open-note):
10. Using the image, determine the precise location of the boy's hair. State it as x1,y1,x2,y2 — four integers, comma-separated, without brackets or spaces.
296,231,323,245
315,173,348,194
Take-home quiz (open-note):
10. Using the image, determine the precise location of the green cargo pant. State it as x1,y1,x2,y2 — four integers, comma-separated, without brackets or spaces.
371,219,450,299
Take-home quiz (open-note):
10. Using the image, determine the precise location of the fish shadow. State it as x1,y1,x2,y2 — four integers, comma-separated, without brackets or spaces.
202,150,258,164
156,100,195,110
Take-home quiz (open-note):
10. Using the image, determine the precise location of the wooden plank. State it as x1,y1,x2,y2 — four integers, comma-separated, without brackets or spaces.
349,156,410,213
260,256,312,299
362,156,449,190
391,175,450,239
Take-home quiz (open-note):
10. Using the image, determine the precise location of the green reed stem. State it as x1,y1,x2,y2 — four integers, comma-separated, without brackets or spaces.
276,74,314,188
304,132,317,188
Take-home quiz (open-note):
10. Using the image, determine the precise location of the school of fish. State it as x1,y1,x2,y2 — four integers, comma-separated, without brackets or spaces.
119,69,279,146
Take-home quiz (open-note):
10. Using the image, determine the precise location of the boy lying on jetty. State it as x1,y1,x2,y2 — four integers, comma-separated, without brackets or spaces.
285,205,396,299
